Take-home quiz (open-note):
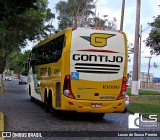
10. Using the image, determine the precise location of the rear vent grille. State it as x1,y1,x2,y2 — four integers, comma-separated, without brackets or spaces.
75,63,120,74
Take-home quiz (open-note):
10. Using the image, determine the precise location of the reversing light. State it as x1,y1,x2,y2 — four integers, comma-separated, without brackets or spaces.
64,90,70,96
116,91,126,100
126,96,129,101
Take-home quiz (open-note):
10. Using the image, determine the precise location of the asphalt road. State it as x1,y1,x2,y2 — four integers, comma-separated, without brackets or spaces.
0,79,159,140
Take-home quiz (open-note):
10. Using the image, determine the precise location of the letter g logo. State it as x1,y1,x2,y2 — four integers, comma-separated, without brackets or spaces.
90,33,115,47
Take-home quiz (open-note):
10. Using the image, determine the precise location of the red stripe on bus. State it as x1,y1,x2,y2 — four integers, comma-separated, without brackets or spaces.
78,49,118,53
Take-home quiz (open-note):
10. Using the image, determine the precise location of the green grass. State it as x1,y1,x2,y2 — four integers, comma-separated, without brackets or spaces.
126,88,160,115
126,88,160,96
128,102,160,114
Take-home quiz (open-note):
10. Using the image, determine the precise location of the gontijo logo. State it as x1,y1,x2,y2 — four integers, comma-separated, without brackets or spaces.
80,33,115,47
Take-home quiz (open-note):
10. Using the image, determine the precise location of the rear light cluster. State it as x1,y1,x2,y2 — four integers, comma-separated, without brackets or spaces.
116,77,127,100
63,75,75,99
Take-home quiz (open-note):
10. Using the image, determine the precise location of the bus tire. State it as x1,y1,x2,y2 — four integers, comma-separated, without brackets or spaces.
45,92,52,113
51,109,58,116
29,85,34,102
51,108,63,116
123,109,127,113
30,97,35,102
45,98,50,113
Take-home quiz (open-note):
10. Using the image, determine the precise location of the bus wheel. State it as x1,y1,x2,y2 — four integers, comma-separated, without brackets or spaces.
29,86,34,102
30,97,35,102
123,109,127,113
51,109,58,116
45,94,52,113
45,98,50,113
51,109,62,116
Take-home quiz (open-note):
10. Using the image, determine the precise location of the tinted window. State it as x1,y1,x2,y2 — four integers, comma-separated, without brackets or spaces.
31,34,65,66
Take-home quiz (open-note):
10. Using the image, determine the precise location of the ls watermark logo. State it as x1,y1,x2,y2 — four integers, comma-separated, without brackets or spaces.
128,113,159,129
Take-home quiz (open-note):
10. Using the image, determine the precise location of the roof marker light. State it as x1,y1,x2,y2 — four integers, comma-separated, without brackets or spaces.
91,27,105,30
72,26,77,30
118,30,123,34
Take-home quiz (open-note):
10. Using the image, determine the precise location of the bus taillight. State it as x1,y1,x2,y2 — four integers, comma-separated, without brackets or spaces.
121,77,127,91
116,77,127,100
63,75,75,99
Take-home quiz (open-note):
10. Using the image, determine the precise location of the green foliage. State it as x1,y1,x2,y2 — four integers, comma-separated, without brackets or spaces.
127,88,160,116
145,14,160,55
55,0,117,30
128,96,160,115
128,43,134,63
88,17,117,29
7,50,31,76
56,0,96,30
0,0,38,21
128,102,160,114
126,88,160,95
0,0,55,74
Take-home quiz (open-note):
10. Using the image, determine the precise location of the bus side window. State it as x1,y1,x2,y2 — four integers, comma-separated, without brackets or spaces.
48,34,64,63
32,34,65,65
62,35,65,48
30,50,37,66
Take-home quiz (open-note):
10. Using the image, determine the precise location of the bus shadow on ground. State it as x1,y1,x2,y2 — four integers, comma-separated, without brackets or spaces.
51,111,109,123
30,98,113,123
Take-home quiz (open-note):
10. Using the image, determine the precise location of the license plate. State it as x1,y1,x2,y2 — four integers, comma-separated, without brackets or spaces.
91,103,102,108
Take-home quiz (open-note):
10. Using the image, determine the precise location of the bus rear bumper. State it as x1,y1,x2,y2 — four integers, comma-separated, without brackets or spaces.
61,97,125,113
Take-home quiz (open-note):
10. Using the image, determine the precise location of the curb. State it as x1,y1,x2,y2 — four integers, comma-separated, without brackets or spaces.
0,112,4,140
0,82,4,93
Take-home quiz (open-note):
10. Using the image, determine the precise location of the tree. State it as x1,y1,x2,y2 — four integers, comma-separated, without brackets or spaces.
55,0,117,30
128,43,134,62
0,0,55,74
6,50,31,77
145,13,160,55
87,16,117,29
55,0,96,30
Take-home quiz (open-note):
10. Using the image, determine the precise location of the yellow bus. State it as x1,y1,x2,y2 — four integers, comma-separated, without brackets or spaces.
27,27,128,117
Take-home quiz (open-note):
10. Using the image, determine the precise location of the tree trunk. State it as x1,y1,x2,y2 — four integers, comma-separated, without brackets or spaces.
0,56,6,74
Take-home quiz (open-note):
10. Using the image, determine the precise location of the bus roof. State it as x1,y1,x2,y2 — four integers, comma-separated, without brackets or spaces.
32,27,123,50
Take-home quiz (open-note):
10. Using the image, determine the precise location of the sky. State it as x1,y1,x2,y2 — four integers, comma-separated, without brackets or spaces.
92,0,160,77
26,0,160,77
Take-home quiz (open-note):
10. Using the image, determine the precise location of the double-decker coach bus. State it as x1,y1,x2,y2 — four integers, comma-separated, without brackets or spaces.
26,27,128,118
